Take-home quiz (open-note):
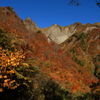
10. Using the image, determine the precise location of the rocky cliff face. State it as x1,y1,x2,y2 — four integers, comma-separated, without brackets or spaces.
23,18,98,44
23,17,39,32
41,22,81,44
22,17,97,44
40,22,97,44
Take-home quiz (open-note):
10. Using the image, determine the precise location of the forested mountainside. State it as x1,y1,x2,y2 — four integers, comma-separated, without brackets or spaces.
0,6,100,100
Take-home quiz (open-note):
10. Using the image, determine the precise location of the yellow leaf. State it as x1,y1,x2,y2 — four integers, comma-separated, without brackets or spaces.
4,75,7,78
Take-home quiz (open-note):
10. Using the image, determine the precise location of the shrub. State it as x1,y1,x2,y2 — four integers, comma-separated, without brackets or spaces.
78,32,86,40
6,6,13,11
0,28,3,34
0,47,24,92
73,57,84,67
0,31,15,51
68,38,73,43
37,30,41,33
82,40,87,52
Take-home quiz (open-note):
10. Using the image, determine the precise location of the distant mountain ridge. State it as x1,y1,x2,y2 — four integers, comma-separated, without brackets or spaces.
1,6,99,45
40,22,100,44
23,17,100,44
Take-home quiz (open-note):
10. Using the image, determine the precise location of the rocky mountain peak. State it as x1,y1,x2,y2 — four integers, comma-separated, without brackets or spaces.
73,22,82,25
41,23,80,44
40,22,98,44
24,17,32,22
2,6,16,13
23,17,39,32
94,22,100,27
52,24,60,27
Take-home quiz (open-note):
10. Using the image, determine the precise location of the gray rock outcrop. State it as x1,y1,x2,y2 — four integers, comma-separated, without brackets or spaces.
23,17,39,32
42,22,82,44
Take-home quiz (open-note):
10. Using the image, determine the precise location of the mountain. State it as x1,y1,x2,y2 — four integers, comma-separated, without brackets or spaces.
0,6,30,38
60,25,100,99
41,22,100,44
23,17,39,32
60,26,100,76
23,18,98,44
0,6,100,100
40,23,80,44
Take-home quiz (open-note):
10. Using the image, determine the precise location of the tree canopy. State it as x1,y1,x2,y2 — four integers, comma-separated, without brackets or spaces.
69,0,100,7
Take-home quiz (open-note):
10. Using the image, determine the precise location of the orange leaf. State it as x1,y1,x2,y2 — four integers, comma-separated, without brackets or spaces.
0,88,3,92
9,80,15,84
0,75,3,78
4,79,10,83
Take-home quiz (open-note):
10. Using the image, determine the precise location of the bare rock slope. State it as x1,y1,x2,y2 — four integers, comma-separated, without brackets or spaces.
41,22,81,44
23,18,98,44
23,17,39,32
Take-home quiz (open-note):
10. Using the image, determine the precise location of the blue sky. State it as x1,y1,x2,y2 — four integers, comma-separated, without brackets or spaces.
0,0,100,28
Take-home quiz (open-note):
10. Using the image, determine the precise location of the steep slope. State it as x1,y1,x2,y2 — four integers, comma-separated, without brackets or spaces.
23,17,39,32
41,23,79,44
0,6,99,100
40,22,97,44
60,27,100,97
22,15,97,45
0,6,28,34
60,27,100,74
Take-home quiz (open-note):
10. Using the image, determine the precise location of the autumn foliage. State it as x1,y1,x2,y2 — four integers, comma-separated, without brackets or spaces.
0,46,24,92
0,6,100,100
